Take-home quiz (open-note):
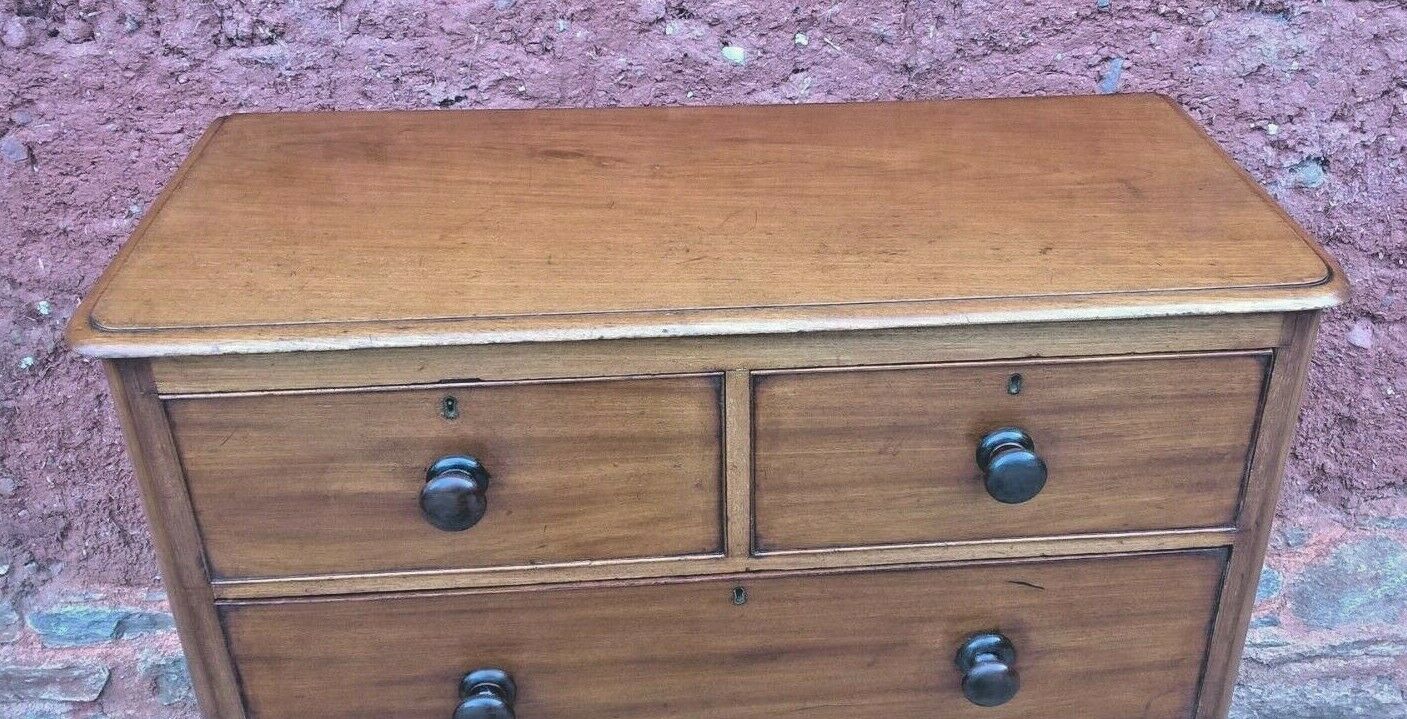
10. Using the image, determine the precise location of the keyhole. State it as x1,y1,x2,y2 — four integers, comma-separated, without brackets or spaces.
731,586,748,605
441,396,460,420
1006,374,1023,395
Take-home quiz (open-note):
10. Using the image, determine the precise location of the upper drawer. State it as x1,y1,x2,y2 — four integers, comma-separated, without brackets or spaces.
167,374,723,580
753,353,1267,552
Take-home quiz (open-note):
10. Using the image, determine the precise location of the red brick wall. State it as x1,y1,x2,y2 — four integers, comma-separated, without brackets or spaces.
2,1,1403,716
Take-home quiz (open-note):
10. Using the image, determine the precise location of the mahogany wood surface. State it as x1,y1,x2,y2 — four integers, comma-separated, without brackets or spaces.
723,370,754,558
148,314,1286,395
74,98,1347,719
208,526,1236,600
1197,313,1323,717
165,374,724,579
754,352,1268,551
221,551,1226,719
105,361,246,718
67,95,1344,358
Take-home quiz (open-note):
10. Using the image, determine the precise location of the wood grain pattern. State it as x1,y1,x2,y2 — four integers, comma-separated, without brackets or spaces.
104,361,246,718
148,314,1286,394
1198,313,1322,718
754,352,1268,552
65,97,1347,719
67,95,1345,358
723,370,753,557
221,551,1227,719
166,374,724,579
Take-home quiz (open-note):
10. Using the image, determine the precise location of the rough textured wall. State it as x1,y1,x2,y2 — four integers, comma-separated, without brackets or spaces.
1,0,1404,716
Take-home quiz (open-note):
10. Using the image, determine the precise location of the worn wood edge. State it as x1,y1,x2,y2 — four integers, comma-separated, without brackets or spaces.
64,119,229,355
149,314,1286,394
216,545,1232,608
74,287,1340,359
104,359,247,718
751,527,1239,559
1196,312,1322,719
207,527,1238,600
723,370,754,557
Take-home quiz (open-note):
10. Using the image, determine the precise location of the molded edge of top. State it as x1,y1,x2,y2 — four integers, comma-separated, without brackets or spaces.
68,276,1347,358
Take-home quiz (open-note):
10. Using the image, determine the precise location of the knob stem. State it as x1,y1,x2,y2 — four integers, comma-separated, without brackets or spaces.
454,668,516,719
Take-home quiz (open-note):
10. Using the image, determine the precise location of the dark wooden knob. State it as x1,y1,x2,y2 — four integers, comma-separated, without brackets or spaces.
454,668,516,719
955,632,1020,707
420,455,491,532
975,427,1047,504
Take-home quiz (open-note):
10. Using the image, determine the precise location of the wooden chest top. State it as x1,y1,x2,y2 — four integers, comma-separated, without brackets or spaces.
68,94,1343,358
75,96,1345,719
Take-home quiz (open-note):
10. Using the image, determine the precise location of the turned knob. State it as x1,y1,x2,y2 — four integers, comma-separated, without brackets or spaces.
975,427,1047,504
420,455,492,532
453,668,516,719
955,632,1020,707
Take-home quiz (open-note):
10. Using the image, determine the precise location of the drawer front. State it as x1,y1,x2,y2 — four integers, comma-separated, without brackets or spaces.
754,353,1266,551
221,551,1225,718
168,374,723,579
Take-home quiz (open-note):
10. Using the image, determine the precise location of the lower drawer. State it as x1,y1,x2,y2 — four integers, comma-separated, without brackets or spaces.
221,550,1226,718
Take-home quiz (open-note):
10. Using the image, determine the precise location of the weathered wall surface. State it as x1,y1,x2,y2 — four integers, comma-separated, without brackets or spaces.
1,1,1403,716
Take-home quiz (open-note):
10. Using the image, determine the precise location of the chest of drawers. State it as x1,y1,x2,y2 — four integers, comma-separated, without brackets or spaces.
69,95,1345,719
